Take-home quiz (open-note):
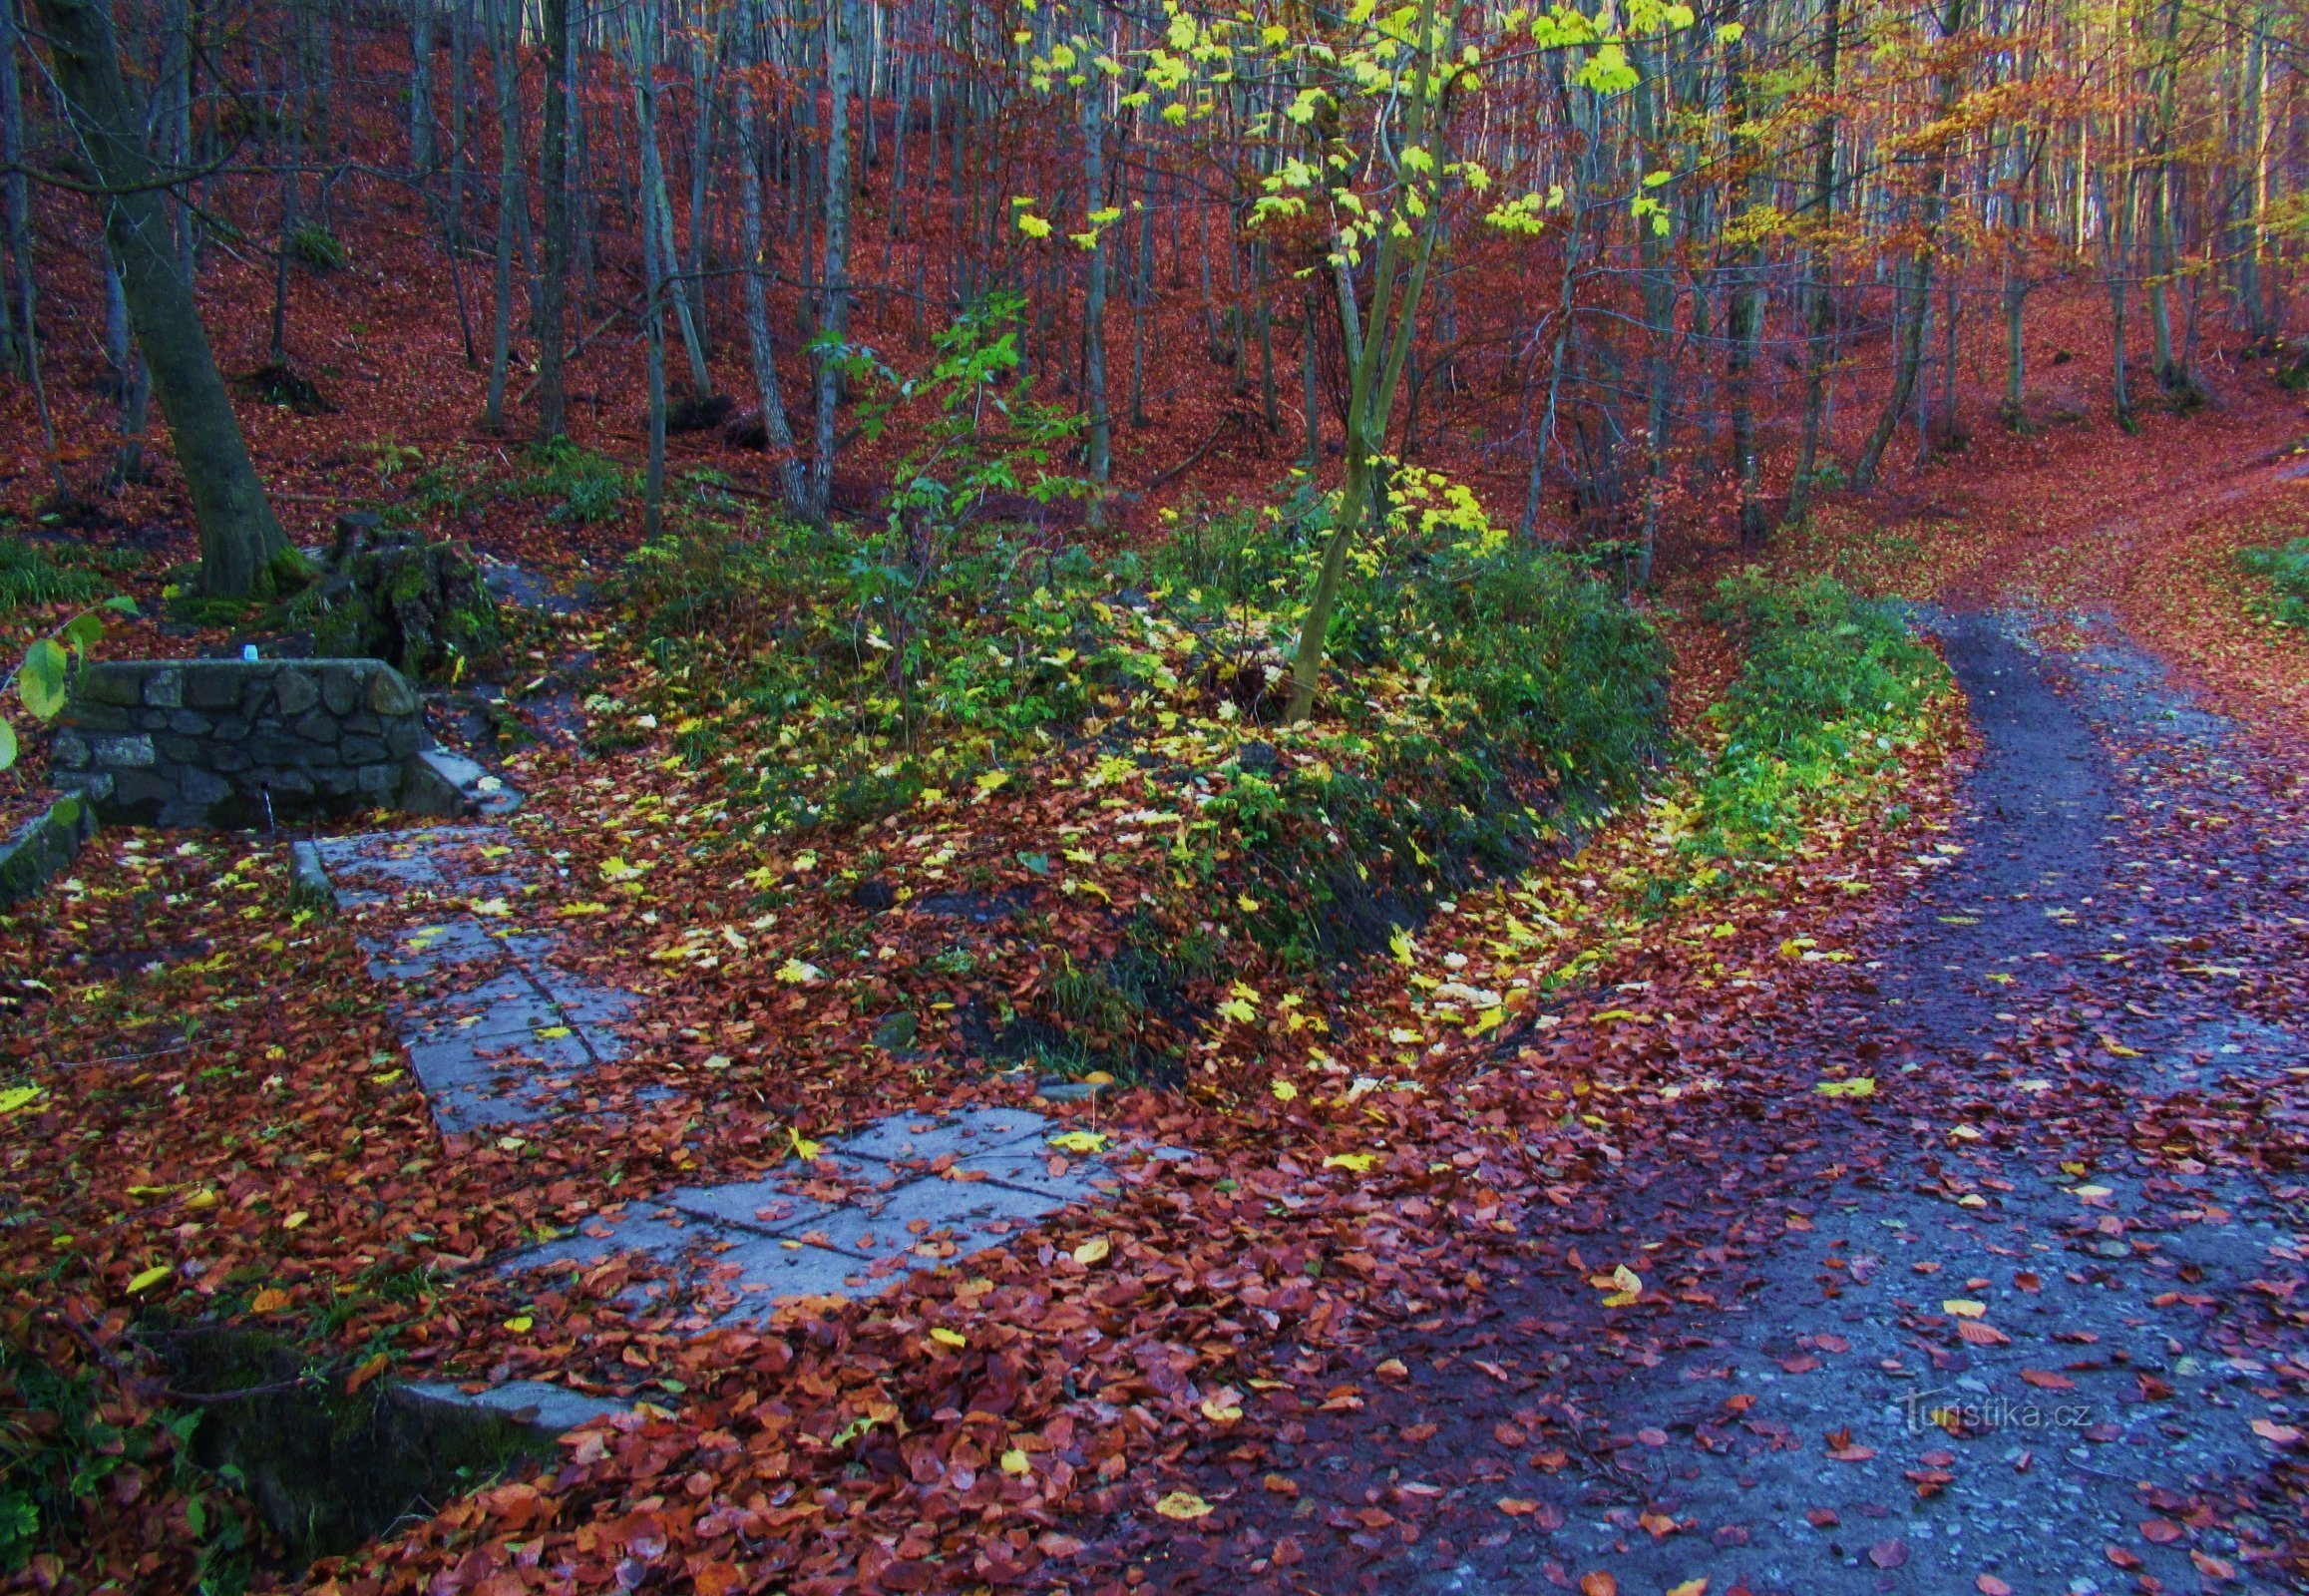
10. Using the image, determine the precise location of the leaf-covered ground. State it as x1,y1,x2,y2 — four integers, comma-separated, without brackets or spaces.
6,201,2309,1590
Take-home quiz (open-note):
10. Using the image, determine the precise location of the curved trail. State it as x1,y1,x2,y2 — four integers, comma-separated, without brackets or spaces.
1078,590,2309,1587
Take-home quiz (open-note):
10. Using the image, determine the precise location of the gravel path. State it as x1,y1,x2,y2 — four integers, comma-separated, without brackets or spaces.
1091,609,2309,1595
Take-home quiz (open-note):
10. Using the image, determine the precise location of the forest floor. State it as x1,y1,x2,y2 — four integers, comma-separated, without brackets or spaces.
6,309,2309,1596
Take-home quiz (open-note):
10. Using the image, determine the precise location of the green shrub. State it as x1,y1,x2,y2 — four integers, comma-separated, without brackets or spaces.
2236,538,2309,629
0,537,110,616
522,441,635,526
1694,571,1943,859
287,223,348,272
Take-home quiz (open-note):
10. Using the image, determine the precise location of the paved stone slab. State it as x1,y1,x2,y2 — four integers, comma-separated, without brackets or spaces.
316,827,521,906
952,1147,1108,1204
660,1179,839,1236
841,1106,1051,1164
396,1378,629,1432
360,920,513,980
331,825,636,1133
787,1175,1059,1263
501,1108,1118,1329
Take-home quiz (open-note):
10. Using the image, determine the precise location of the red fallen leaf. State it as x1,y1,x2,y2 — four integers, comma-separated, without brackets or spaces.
1272,1536,1304,1568
2105,1546,2143,1570
1976,1578,2013,1596
2140,1519,2183,1543
1806,1508,1840,1529
1920,1449,1956,1466
1823,1428,1876,1462
1956,1320,2012,1347
1497,1498,1541,1517
1357,1507,1395,1529
692,1563,743,1596
1401,1422,1439,1442
2251,1418,2303,1445
1530,1448,1570,1471
2136,1374,2175,1400
1638,1510,1678,1538
345,1352,388,1396
2019,1369,2077,1391
1814,1334,1850,1354
1713,1525,1749,1547
1635,1427,1670,1447
1868,1539,1908,1569
1724,1394,1756,1413
2013,1272,2042,1291
1780,1354,1820,1375
1904,1468,1954,1498
1494,1422,1529,1447
2190,1550,2236,1579
1578,1574,1618,1596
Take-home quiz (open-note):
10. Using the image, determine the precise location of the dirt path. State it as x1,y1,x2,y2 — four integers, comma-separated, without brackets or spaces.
1074,605,2309,1594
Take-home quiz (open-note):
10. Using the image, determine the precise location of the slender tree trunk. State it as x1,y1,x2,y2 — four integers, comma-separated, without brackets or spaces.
1854,0,1968,490
808,0,854,521
410,0,435,173
1724,0,1767,547
30,0,289,595
1786,0,1842,527
483,0,518,429
2001,259,2029,426
536,0,572,440
1079,51,1111,522
739,75,805,511
0,0,31,378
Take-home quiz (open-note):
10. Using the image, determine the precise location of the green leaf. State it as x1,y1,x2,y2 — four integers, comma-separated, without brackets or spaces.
0,717,15,772
50,795,80,827
61,611,105,654
18,639,69,720
102,596,139,614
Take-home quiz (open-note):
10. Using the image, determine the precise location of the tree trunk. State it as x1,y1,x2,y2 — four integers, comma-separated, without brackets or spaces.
30,0,289,596
410,0,435,173
808,0,854,521
739,75,805,511
536,0,572,440
1724,0,1766,547
1852,0,1965,491
1786,0,1841,527
483,0,518,430
1079,51,1111,522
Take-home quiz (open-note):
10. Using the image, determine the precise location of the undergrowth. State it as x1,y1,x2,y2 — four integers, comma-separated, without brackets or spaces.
0,537,113,617
1691,571,1947,863
2236,537,2309,630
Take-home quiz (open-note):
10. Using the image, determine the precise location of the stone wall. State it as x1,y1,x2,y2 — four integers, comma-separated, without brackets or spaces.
52,659,426,828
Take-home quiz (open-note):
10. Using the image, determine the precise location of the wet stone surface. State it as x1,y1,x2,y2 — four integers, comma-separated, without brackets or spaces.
503,1106,1113,1327
316,827,636,1134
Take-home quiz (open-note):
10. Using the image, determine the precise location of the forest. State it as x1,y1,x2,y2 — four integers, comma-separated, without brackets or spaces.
1,0,2308,1588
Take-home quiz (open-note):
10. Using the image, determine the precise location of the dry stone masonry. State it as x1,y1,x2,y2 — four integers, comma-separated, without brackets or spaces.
52,658,427,828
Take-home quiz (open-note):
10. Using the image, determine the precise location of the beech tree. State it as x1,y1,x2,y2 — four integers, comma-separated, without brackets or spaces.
30,0,291,598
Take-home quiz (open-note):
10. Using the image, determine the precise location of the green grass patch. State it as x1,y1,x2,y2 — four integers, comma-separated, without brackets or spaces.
1688,571,1947,864
0,537,113,617
2235,537,2309,629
